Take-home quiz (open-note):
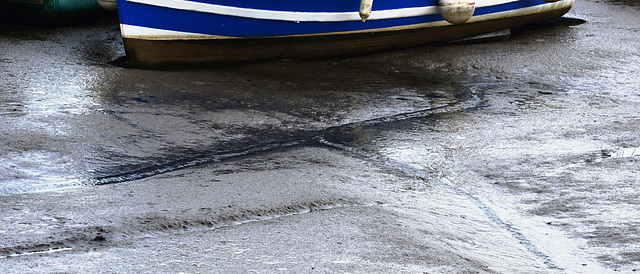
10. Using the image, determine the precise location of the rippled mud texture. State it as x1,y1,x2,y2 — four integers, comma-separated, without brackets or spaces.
2,0,640,272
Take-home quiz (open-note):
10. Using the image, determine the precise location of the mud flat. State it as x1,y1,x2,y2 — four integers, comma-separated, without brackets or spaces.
1,0,640,272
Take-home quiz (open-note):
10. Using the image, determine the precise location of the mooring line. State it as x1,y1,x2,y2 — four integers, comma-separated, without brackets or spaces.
316,136,562,271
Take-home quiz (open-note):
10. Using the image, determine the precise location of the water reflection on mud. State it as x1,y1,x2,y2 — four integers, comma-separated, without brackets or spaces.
0,19,123,193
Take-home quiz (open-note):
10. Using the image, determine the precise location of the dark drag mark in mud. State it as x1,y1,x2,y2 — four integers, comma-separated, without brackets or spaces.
90,83,482,186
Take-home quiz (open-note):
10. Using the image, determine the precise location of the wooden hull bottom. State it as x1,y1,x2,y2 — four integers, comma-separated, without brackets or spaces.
122,7,572,67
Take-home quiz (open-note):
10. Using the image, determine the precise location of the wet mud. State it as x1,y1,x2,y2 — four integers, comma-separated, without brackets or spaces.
2,0,640,272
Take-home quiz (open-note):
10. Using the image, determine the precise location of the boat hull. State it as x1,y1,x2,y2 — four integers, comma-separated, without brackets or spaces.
116,0,574,67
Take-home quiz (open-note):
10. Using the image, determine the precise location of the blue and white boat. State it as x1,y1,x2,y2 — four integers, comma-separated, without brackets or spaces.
115,0,574,67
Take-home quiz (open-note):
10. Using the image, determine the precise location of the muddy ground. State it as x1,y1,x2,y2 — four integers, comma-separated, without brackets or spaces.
1,0,639,272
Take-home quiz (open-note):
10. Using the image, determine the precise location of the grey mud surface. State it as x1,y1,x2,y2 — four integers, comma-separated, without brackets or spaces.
1,0,639,272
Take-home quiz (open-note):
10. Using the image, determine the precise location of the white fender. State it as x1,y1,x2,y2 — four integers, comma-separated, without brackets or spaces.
438,0,475,25
359,0,373,22
97,0,118,11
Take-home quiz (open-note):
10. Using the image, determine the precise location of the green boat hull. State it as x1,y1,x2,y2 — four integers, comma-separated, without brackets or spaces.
1,0,101,22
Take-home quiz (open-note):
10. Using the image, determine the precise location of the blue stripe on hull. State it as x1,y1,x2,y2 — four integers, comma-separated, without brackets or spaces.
118,0,551,38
